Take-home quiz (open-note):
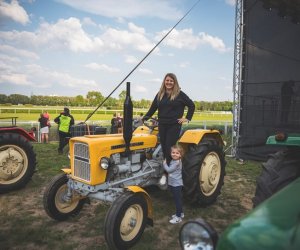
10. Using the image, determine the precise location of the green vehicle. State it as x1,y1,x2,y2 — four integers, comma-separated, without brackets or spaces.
179,177,300,250
252,133,300,207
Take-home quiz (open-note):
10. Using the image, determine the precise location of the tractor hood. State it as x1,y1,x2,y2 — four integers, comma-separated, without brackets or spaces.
69,133,157,154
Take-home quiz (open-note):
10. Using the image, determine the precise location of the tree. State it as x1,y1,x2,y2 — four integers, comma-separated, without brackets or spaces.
86,91,104,106
74,95,85,106
0,94,9,104
9,94,30,105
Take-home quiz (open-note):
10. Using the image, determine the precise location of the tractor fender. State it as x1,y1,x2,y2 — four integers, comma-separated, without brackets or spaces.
126,185,153,226
179,129,224,146
61,168,72,174
0,127,36,141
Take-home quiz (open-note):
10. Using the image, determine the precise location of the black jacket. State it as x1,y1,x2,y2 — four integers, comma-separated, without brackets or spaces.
145,91,195,125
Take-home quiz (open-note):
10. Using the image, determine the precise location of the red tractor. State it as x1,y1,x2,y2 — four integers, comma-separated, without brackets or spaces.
0,117,37,193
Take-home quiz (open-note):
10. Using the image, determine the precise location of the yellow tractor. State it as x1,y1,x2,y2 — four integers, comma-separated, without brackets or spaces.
43,83,226,249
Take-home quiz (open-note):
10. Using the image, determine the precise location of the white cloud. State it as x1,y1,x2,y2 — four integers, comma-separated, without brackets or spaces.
149,78,162,84
225,0,236,6
39,17,96,52
0,17,105,52
157,28,230,52
55,0,182,21
138,68,152,74
198,32,230,53
0,54,21,66
125,55,138,64
133,85,147,93
157,28,199,50
128,22,145,34
0,0,30,25
101,25,155,53
85,63,120,73
0,17,159,55
82,17,97,26
0,73,31,86
0,44,39,60
24,64,98,89
179,62,190,68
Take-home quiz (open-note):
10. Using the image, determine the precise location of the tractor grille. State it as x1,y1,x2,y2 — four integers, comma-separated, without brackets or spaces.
73,143,90,181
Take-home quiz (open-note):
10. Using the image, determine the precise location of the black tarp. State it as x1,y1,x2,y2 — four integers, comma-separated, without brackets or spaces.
237,0,300,161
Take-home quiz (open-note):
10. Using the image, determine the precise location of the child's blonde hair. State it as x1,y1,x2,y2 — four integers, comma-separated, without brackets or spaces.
171,144,184,157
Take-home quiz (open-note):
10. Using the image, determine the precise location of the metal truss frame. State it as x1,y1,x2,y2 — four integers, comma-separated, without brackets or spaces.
230,0,244,158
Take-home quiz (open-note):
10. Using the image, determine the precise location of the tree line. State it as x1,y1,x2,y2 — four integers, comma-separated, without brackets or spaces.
0,91,233,111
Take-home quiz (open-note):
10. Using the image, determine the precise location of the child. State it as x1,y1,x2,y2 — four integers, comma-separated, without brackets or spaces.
163,144,184,224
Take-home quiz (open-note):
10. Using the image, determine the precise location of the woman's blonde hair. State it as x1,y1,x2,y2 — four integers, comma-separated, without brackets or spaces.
157,73,181,101
171,144,184,157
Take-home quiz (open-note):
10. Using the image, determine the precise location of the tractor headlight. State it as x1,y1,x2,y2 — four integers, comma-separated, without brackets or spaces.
100,157,110,170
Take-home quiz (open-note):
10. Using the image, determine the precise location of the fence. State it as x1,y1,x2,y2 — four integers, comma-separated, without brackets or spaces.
0,119,232,143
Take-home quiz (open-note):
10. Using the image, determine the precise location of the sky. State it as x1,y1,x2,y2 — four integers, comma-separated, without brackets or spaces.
0,0,236,102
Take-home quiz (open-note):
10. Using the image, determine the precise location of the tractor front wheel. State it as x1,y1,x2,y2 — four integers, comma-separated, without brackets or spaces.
104,192,148,250
43,173,85,221
182,139,226,206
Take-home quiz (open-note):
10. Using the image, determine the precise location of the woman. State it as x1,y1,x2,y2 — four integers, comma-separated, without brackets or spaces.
38,113,49,143
144,73,195,165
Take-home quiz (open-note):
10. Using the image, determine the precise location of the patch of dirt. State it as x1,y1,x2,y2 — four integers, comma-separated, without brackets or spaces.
1,161,261,250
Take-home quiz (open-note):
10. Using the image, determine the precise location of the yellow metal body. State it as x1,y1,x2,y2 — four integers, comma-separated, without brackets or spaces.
69,133,157,185
179,129,224,145
133,126,159,136
62,168,71,174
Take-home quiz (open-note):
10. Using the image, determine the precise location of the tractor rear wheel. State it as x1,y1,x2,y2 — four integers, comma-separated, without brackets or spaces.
182,139,226,206
0,133,36,193
252,149,300,207
43,173,85,221
104,192,148,250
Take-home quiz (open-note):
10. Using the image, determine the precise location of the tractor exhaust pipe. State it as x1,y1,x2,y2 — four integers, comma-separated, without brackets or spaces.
123,82,133,155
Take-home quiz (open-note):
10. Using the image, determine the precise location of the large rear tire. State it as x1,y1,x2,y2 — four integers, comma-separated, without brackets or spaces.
43,173,86,221
252,149,300,207
182,139,226,206
0,133,36,193
104,192,148,250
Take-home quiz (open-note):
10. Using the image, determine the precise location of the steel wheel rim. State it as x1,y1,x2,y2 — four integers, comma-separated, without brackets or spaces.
120,204,143,241
0,145,28,184
55,184,79,213
199,152,221,196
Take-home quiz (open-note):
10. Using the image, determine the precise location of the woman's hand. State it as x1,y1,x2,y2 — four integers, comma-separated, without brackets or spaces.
177,118,189,124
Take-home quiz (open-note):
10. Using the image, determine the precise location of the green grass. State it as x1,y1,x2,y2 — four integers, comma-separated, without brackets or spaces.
0,113,232,123
0,109,232,122
0,141,262,249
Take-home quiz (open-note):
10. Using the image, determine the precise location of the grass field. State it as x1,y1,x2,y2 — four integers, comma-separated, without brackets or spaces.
0,141,262,249
0,106,232,122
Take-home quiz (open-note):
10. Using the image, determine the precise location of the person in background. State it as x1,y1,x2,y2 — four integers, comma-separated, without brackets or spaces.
54,107,74,154
43,110,50,120
163,144,185,224
29,127,37,139
110,113,118,134
144,73,195,184
133,112,144,129
117,113,123,133
43,110,51,127
38,113,49,143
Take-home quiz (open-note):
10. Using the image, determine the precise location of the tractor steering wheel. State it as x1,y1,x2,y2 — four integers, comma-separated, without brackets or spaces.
143,117,158,130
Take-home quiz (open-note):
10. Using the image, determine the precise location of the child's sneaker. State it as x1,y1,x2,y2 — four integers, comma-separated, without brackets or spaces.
172,213,184,219
169,215,182,224
159,174,167,186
